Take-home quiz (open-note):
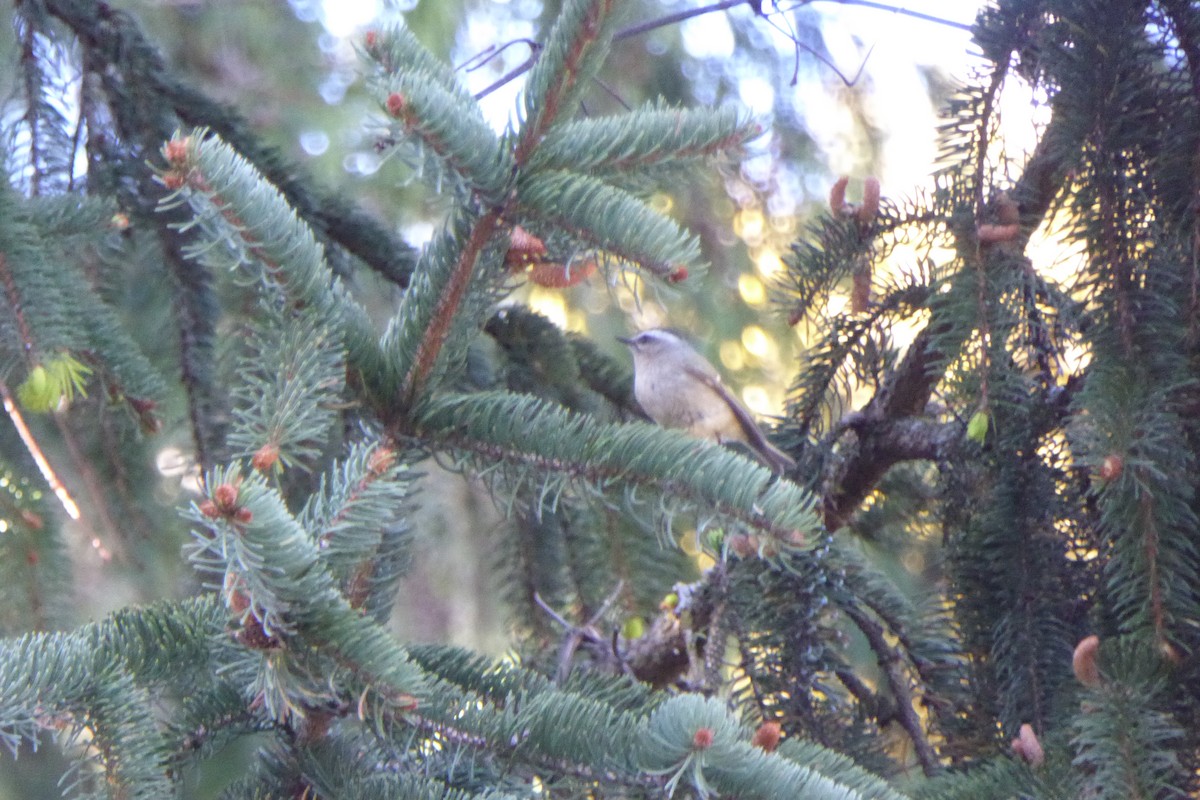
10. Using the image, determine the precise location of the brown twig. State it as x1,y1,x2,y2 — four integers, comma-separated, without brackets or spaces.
841,602,940,775
535,581,625,683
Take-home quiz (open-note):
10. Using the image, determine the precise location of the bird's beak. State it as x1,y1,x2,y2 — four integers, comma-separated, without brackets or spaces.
616,335,635,346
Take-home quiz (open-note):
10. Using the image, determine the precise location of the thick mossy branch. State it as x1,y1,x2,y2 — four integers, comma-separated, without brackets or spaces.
517,0,625,162
518,170,703,280
418,392,821,542
82,668,173,799
527,102,756,179
161,132,386,383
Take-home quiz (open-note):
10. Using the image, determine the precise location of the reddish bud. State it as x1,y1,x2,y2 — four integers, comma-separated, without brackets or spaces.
213,483,239,511
529,259,596,288
787,307,803,327
199,500,220,519
25,549,39,566
386,92,406,118
162,137,190,166
751,721,782,752
160,172,186,190
996,191,1020,225
728,533,756,558
1098,454,1123,481
1073,635,1101,687
252,443,280,473
368,446,397,476
224,573,251,614
667,266,688,283
364,30,378,49
233,507,254,524
1010,724,1044,767
227,589,251,615
505,226,547,271
829,175,849,215
977,223,1021,244
692,727,714,750
857,176,880,224
20,509,43,530
110,212,130,231
1158,638,1182,665
236,615,279,649
129,397,157,414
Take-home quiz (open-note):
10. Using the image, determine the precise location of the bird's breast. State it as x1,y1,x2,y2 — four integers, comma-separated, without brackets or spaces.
637,370,746,444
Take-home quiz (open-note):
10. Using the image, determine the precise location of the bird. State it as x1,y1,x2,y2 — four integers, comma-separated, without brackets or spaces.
618,328,795,474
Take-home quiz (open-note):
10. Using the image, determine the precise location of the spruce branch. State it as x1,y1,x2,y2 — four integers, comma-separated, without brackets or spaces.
0,596,224,774
526,102,757,178
187,467,430,705
518,170,703,281
373,76,512,204
418,391,821,543
299,441,416,619
392,209,506,410
638,694,912,799
1071,640,1188,799
516,0,626,164
366,28,513,203
33,0,417,287
227,302,346,472
159,132,386,390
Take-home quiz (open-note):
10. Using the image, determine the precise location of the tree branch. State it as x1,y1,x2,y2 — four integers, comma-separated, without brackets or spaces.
37,0,416,288
817,97,1084,530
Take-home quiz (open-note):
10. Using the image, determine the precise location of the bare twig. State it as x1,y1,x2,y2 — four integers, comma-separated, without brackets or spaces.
535,581,625,683
841,602,940,775
809,1,972,32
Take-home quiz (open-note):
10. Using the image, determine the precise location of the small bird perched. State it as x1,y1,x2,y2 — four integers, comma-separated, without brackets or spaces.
619,329,795,474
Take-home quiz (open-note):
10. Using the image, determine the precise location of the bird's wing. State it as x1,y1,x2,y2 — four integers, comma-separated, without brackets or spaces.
681,366,795,473
683,365,763,443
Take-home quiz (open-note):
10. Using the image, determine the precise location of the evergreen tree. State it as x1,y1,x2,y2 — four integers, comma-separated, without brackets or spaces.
0,1,1197,799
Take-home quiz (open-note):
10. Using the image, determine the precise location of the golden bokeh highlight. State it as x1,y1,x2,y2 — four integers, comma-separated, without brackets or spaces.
719,340,746,372
754,250,784,279
741,325,773,360
528,287,568,329
738,274,766,305
741,384,771,415
734,208,765,246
